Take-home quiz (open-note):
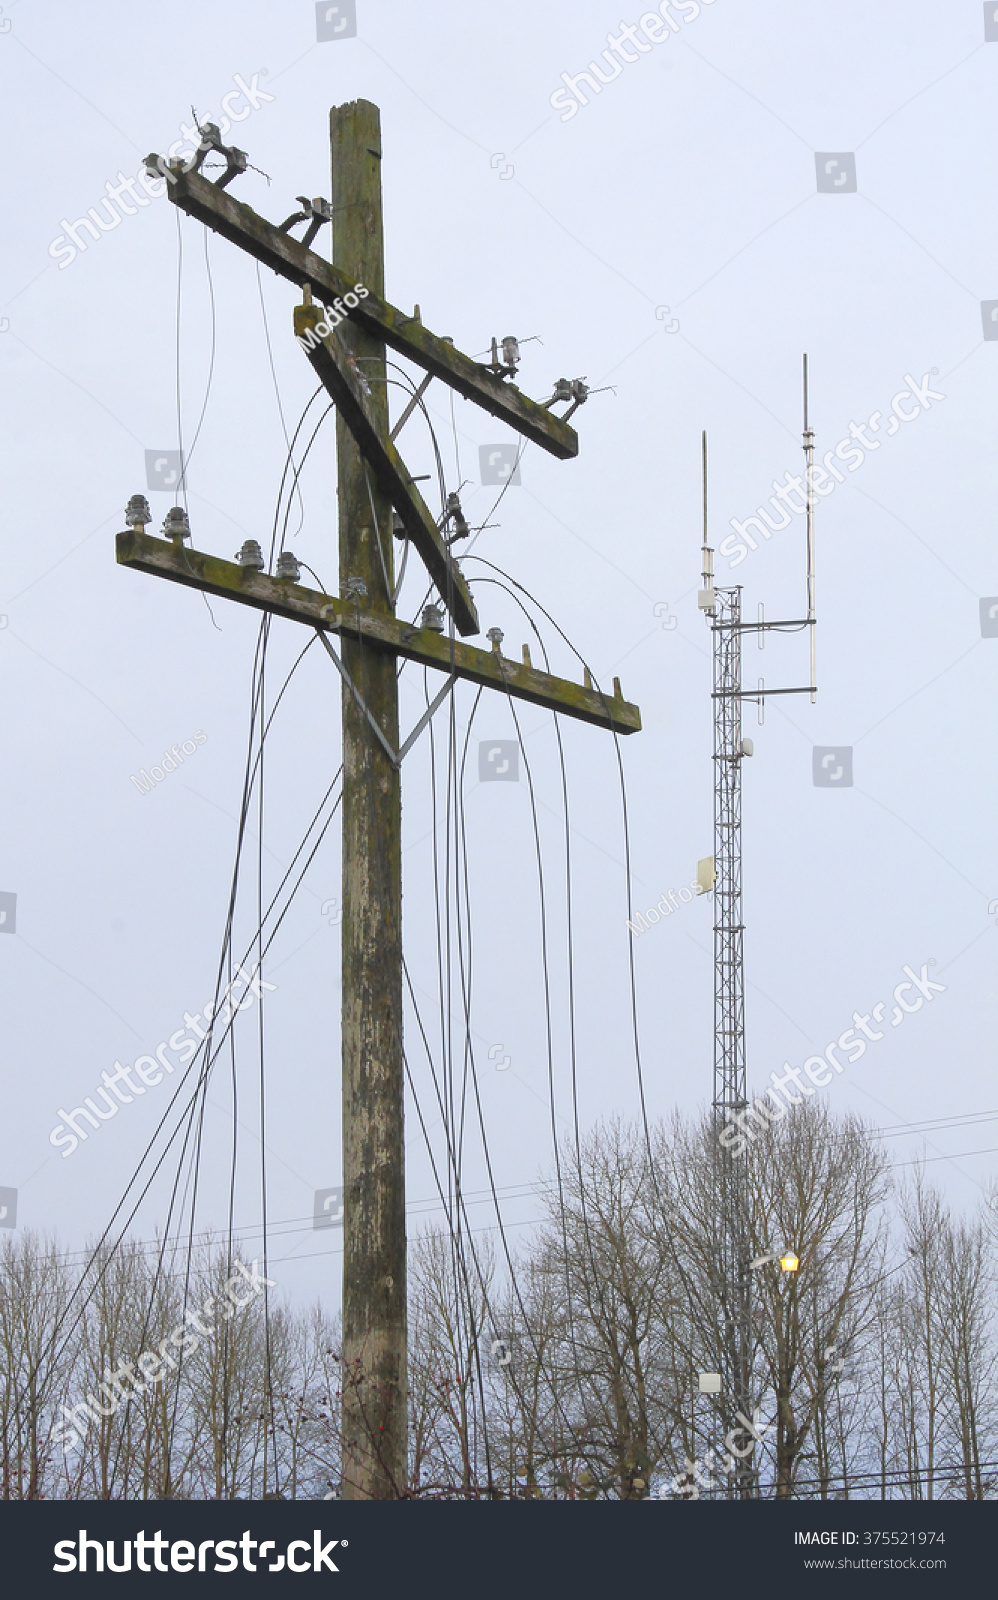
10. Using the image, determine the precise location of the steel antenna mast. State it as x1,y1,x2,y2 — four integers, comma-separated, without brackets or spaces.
700,430,753,1498
699,360,817,1499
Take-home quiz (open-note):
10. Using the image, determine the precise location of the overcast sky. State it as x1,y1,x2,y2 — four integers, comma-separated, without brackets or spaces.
2,0,996,1311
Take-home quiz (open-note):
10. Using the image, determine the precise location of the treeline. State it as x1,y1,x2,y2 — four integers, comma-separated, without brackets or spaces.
0,1239,340,1501
2,1103,996,1499
409,1107,997,1500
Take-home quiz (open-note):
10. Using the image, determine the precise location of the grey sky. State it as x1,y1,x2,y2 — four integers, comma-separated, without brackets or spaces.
2,0,996,1312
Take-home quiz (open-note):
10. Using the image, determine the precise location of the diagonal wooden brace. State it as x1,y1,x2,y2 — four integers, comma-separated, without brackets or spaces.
157,163,579,460
294,303,479,638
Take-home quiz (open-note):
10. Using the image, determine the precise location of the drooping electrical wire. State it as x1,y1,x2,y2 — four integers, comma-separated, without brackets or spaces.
459,572,614,1396
408,605,618,1485
104,614,340,1491
173,210,186,514
50,368,348,1486
462,556,657,1193
180,227,217,488
49,294,673,1496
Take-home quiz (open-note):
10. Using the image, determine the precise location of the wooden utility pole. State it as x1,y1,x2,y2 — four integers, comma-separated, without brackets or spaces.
331,101,405,1501
122,100,641,1500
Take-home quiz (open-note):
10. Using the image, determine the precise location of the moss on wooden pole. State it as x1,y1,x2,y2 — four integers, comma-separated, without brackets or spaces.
333,99,407,1500
161,163,578,460
119,97,646,1509
115,528,642,735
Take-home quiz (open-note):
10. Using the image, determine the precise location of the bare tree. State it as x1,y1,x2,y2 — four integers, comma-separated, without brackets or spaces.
744,1105,889,1497
648,1104,890,1499
406,1228,493,1494
886,1175,998,1499
2,1112,995,1503
0,1232,72,1498
525,1119,677,1499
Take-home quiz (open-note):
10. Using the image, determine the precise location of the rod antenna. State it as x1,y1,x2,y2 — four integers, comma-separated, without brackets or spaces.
803,355,816,702
701,429,714,599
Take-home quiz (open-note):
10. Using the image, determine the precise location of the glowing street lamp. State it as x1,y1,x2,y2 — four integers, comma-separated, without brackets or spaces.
750,1250,799,1273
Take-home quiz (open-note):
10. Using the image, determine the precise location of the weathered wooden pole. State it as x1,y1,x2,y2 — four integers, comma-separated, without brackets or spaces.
123,99,640,1504
332,99,406,1499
